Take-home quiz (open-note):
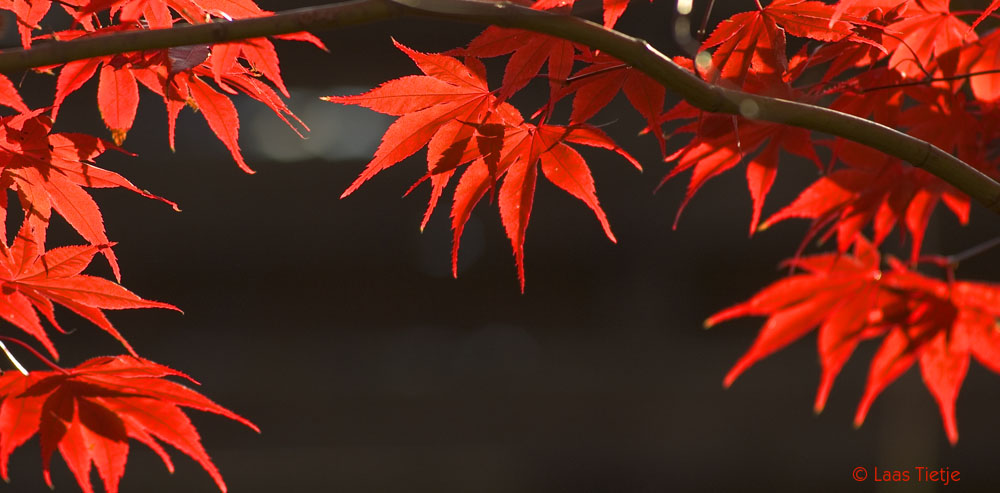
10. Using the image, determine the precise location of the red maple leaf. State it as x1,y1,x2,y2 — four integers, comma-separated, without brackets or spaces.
560,50,667,155
882,0,974,78
960,29,1000,103
707,238,1000,444
0,219,179,360
658,99,820,235
760,138,971,263
0,74,29,114
45,29,306,172
449,122,640,290
802,2,900,84
26,0,320,171
325,40,639,291
450,27,577,103
326,39,521,198
0,111,177,278
4,0,51,48
209,37,290,97
706,238,883,402
531,0,636,28
699,0,860,87
970,0,1000,30
0,355,258,493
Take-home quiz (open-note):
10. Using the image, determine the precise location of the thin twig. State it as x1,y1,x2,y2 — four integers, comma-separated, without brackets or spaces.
861,69,1000,93
696,0,716,40
949,236,1000,265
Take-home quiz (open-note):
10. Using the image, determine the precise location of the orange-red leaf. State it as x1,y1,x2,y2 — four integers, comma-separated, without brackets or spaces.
711,238,1000,444
660,106,819,234
564,51,667,155
53,57,104,123
97,63,139,145
187,75,252,173
0,356,256,493
0,74,29,113
700,0,858,87
456,123,635,290
327,40,504,198
971,1,1000,30
0,220,178,359
454,27,576,102
0,113,177,278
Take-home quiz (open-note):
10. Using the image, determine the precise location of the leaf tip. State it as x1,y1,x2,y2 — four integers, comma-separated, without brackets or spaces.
111,129,128,146
722,364,743,389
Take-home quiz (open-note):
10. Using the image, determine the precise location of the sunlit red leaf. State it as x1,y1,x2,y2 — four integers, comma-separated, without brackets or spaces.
187,75,252,173
53,57,104,123
97,63,139,145
456,123,636,290
964,29,1000,102
761,139,972,262
659,103,819,234
699,0,859,87
327,40,512,198
0,356,257,493
453,27,575,102
0,112,177,278
0,74,29,113
0,220,178,359
711,238,1000,444
970,1,1000,30
563,51,667,155
883,0,974,78
10,0,52,48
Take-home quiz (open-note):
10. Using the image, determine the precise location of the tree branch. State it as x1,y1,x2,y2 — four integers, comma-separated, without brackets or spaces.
1,0,998,214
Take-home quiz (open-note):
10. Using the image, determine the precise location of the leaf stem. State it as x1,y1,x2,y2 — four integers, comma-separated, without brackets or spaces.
0,341,28,375
0,336,68,374
861,69,1000,93
558,63,628,84
696,0,716,40
916,236,1000,283
948,236,1000,265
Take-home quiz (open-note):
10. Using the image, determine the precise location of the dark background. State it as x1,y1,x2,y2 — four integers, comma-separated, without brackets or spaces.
4,0,1000,491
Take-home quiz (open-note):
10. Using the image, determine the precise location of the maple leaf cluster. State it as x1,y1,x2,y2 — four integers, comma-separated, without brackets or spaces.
1,0,1000,490
706,238,1000,445
327,0,1000,445
0,0,305,491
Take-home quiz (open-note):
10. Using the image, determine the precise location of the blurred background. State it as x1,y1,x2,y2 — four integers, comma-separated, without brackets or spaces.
3,0,1000,491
